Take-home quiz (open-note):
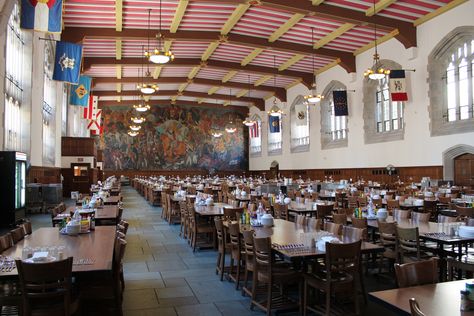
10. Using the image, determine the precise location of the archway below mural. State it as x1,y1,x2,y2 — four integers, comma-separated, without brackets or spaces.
442,144,474,180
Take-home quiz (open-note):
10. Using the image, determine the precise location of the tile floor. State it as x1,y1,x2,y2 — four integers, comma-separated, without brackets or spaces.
22,186,400,316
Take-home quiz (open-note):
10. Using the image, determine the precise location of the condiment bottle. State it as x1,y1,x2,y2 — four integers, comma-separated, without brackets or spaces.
461,290,470,311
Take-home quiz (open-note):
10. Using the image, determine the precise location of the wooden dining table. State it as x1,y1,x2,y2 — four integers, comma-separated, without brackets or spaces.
287,201,336,216
369,279,474,316
227,219,383,259
53,205,120,226
194,203,232,216
0,226,116,276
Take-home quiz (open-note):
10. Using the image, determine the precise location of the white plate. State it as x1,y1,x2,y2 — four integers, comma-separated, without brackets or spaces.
24,256,57,263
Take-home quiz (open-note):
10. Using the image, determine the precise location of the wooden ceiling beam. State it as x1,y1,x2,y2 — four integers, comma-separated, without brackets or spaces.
115,39,122,60
203,0,417,48
94,90,265,110
222,71,238,82
221,3,250,35
315,58,340,75
83,57,314,88
314,23,355,49
208,86,220,95
170,0,189,33
62,28,355,72
152,66,162,79
201,41,220,61
278,54,305,71
365,0,396,17
99,99,249,114
115,65,122,79
254,75,272,86
353,29,399,55
268,13,305,42
311,0,325,5
115,0,123,32
413,0,467,27
241,48,264,66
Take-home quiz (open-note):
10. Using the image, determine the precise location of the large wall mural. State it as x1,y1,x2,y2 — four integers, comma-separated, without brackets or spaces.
100,105,248,171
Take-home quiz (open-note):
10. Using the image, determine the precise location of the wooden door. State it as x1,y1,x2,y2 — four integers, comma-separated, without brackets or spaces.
454,154,474,186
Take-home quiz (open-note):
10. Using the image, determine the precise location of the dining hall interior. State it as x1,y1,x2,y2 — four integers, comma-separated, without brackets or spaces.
0,0,473,315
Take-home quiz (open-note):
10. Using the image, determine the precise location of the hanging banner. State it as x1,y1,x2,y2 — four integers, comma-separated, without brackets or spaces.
333,90,348,116
53,41,82,84
20,0,63,33
250,122,259,138
88,109,103,135
83,95,98,120
269,115,280,133
389,70,408,101
70,76,92,106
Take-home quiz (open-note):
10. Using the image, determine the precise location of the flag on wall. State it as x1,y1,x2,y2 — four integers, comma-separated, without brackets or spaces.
249,122,259,138
88,109,103,135
53,41,83,84
333,90,348,116
389,70,408,101
294,103,307,126
83,95,98,120
70,76,92,106
20,0,63,33
268,115,280,133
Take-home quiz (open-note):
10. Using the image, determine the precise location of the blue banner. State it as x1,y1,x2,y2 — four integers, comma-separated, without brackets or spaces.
69,76,92,106
53,41,82,84
21,0,63,33
269,115,280,133
333,90,348,116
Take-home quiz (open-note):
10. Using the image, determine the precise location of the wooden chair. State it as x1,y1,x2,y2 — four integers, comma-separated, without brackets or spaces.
10,227,25,244
306,218,321,230
393,209,411,220
409,298,426,316
295,214,307,225
16,257,79,316
396,226,429,263
80,237,127,315
250,236,302,315
332,213,347,225
215,218,231,281
347,196,358,209
160,192,168,219
446,258,474,281
178,201,188,238
316,204,334,220
241,230,255,297
437,214,457,223
223,207,242,221
335,192,346,208
456,205,474,219
0,234,21,314
304,240,362,316
228,222,244,289
323,222,342,236
166,194,181,224
394,258,438,288
342,226,364,241
189,207,214,252
273,204,288,221
0,233,13,251
22,221,33,235
351,217,369,241
378,221,397,272
411,212,430,222
372,198,382,208
357,196,367,208
423,199,438,220
118,220,129,235
386,199,400,214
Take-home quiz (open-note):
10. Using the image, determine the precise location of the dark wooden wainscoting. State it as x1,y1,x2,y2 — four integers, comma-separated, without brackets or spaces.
454,154,474,186
104,169,247,179
249,166,443,183
27,166,61,184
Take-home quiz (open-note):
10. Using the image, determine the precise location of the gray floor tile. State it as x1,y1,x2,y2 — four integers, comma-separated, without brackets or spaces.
175,303,222,316
155,286,194,299
123,288,160,310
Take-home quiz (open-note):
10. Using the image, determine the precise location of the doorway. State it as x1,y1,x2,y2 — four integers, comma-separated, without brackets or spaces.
454,154,474,186
270,160,279,179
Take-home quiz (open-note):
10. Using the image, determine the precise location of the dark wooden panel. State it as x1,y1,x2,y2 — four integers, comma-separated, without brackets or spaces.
454,154,474,186
27,166,61,184
61,137,97,157
104,169,247,179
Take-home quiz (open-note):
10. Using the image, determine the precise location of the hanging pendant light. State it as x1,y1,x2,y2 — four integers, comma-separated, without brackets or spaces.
144,3,175,64
211,129,223,138
364,0,390,80
225,91,237,133
137,45,158,94
131,116,146,124
128,130,139,137
243,75,256,126
267,55,283,116
129,125,141,131
133,95,151,112
304,28,324,104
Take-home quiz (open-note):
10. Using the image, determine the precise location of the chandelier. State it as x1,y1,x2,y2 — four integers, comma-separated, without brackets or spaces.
133,96,151,112
128,130,139,137
131,116,146,124
129,125,141,131
225,113,237,134
144,3,174,64
243,75,256,126
267,99,283,117
137,46,158,94
211,129,223,138
363,0,390,80
304,28,324,104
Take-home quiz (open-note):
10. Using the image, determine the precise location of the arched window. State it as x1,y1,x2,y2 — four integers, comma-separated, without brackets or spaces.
4,2,25,151
321,81,348,149
249,115,262,157
43,38,56,165
428,26,474,136
267,113,282,155
363,59,405,144
290,95,309,153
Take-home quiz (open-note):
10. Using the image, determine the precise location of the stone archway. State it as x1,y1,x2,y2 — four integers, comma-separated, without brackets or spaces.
443,144,474,180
